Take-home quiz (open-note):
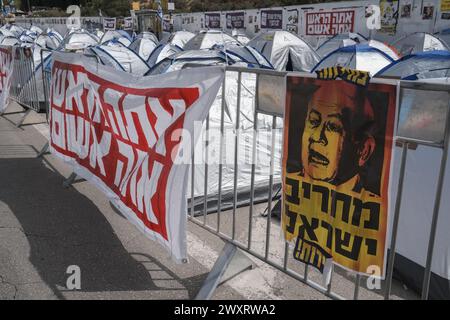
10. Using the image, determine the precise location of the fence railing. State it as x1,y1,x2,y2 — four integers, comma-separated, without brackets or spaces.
4,51,450,300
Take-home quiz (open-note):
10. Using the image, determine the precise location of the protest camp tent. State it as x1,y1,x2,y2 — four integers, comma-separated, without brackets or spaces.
128,34,159,61
391,32,449,56
1,36,19,46
163,30,195,48
375,50,450,80
231,30,250,45
59,30,99,51
316,32,368,57
184,30,241,50
435,28,450,47
248,30,320,72
146,43,183,68
146,49,281,213
35,32,62,50
100,30,132,47
312,44,394,76
86,42,151,75
224,45,274,69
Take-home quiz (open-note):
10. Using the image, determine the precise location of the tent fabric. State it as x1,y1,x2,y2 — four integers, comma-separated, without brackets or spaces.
147,43,183,67
88,43,151,75
391,32,450,56
128,37,159,61
184,30,241,50
435,28,450,48
35,33,61,50
248,30,320,72
164,31,195,48
100,30,132,47
375,51,450,79
225,45,273,69
60,31,99,51
316,32,367,57
312,44,394,76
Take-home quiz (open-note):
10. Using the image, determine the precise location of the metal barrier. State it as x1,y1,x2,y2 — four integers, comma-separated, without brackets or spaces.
27,55,450,299
189,66,450,300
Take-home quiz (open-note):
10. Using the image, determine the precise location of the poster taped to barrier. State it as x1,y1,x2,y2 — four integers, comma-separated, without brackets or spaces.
103,17,117,30
205,12,221,28
261,9,283,29
282,75,397,278
226,12,245,29
0,46,13,113
49,52,223,262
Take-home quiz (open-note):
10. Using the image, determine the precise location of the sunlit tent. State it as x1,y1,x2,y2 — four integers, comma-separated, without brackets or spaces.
100,30,132,47
59,30,99,51
35,32,62,50
316,32,367,57
29,25,43,35
312,44,394,76
375,50,450,80
128,33,159,61
4,24,25,37
248,30,320,71
184,29,241,50
146,49,280,212
391,32,450,56
46,28,63,42
232,30,250,45
86,42,151,75
146,43,183,68
163,30,195,48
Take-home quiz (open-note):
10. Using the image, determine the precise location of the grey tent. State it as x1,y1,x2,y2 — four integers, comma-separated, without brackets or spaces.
391,32,449,56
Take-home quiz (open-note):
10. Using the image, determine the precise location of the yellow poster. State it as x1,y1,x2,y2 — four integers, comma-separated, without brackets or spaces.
282,76,398,278
441,0,450,12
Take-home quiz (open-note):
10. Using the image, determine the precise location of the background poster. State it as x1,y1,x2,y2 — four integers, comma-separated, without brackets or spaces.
380,0,399,35
422,4,435,20
103,17,116,30
441,0,450,12
305,10,355,36
226,12,245,29
205,12,221,28
400,0,412,18
282,76,397,277
286,8,299,33
261,9,283,29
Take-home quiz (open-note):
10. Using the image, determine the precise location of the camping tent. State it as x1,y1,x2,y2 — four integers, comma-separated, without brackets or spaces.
312,44,394,76
60,30,99,51
435,29,450,47
184,30,241,50
35,32,61,50
147,43,183,68
87,42,151,75
100,30,132,47
224,45,273,69
248,30,320,72
316,32,368,57
128,35,159,61
163,31,195,48
232,30,250,45
375,51,450,80
391,32,449,56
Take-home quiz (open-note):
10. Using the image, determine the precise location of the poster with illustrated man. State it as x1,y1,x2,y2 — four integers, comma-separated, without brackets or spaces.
282,76,397,280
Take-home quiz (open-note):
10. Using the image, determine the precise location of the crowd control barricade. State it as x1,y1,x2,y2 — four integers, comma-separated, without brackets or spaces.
187,66,450,300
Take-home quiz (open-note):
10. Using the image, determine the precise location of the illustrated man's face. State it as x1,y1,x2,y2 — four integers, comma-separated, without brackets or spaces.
301,99,346,182
300,83,376,184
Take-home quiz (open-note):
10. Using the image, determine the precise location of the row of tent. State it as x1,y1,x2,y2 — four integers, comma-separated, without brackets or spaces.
2,22,450,81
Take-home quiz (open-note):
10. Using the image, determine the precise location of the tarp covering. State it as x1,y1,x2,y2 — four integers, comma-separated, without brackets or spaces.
312,44,394,76
184,30,241,50
391,32,450,56
248,30,320,72
376,51,450,80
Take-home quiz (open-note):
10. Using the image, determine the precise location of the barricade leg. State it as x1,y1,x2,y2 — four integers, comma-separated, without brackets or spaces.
37,142,50,158
15,108,33,128
63,172,78,188
195,242,253,300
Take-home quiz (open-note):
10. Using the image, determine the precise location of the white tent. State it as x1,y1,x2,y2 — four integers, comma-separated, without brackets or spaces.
312,44,394,76
184,30,241,50
225,45,273,69
316,32,367,57
87,43,151,75
248,30,320,72
1,36,19,46
100,30,132,47
232,30,250,45
35,33,61,50
163,31,195,48
129,36,159,61
391,32,449,56
375,50,450,80
60,30,99,51
147,43,183,68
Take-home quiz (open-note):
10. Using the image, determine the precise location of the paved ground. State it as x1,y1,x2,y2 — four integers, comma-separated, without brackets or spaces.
0,101,419,300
